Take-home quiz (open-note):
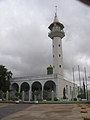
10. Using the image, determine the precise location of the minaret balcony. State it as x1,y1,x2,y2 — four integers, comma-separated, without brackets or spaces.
48,30,65,39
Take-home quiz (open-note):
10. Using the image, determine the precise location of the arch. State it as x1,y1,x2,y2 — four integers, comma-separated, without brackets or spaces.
20,82,30,101
43,80,56,100
12,83,19,92
31,81,42,100
20,82,30,92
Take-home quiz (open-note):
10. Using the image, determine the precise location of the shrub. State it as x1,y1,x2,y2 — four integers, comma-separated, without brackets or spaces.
15,92,22,98
54,97,58,101
46,98,51,101
74,98,77,101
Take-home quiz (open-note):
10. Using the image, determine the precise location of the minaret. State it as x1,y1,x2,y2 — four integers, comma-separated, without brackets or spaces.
48,7,65,77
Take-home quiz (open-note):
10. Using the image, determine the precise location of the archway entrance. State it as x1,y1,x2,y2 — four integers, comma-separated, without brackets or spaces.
43,81,56,100
31,81,42,101
11,83,19,99
12,83,19,92
20,82,30,101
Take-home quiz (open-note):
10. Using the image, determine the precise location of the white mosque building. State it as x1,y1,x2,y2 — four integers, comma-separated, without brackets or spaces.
11,10,77,101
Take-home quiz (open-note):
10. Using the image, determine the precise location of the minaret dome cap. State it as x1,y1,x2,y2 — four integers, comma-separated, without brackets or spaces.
48,12,64,31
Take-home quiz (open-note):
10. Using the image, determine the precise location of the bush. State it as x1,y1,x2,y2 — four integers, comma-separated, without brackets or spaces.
37,98,43,101
46,98,51,101
15,92,22,98
74,98,77,101
63,96,67,99
12,98,17,101
54,97,58,101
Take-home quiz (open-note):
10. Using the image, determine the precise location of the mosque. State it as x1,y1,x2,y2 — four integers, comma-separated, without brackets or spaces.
11,9,77,101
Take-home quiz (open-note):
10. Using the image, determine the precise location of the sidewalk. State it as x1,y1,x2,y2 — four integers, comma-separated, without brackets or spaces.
1,104,83,120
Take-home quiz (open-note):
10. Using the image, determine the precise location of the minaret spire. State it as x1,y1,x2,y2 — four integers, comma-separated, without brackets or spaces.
55,5,57,16
54,5,59,22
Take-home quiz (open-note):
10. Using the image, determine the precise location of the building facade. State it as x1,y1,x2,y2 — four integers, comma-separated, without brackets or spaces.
11,74,77,101
11,11,77,101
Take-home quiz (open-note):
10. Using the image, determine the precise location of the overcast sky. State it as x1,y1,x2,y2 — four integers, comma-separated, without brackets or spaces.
0,0,90,86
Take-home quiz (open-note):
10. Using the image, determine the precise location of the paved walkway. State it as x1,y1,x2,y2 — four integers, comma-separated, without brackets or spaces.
1,104,83,120
0,103,32,119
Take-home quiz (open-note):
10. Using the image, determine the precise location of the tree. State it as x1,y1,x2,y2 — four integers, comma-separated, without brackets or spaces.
15,92,22,100
0,65,12,92
77,87,84,99
33,90,40,101
83,81,86,99
63,87,66,99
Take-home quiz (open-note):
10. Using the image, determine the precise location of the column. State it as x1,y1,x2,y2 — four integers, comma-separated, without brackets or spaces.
6,91,9,101
41,85,44,100
29,85,32,101
18,84,21,93
51,90,54,101
22,91,24,102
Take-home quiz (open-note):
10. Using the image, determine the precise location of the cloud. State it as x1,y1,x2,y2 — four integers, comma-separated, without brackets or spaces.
0,0,90,86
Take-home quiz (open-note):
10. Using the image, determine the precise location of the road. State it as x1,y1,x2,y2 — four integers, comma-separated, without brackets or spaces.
0,103,32,119
1,104,84,120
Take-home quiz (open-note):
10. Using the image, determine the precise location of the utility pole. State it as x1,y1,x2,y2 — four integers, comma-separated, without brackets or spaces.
78,65,81,88
72,67,75,99
78,65,82,99
84,67,88,101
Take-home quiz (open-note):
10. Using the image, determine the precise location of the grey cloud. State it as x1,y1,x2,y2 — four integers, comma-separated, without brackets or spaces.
0,0,90,87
